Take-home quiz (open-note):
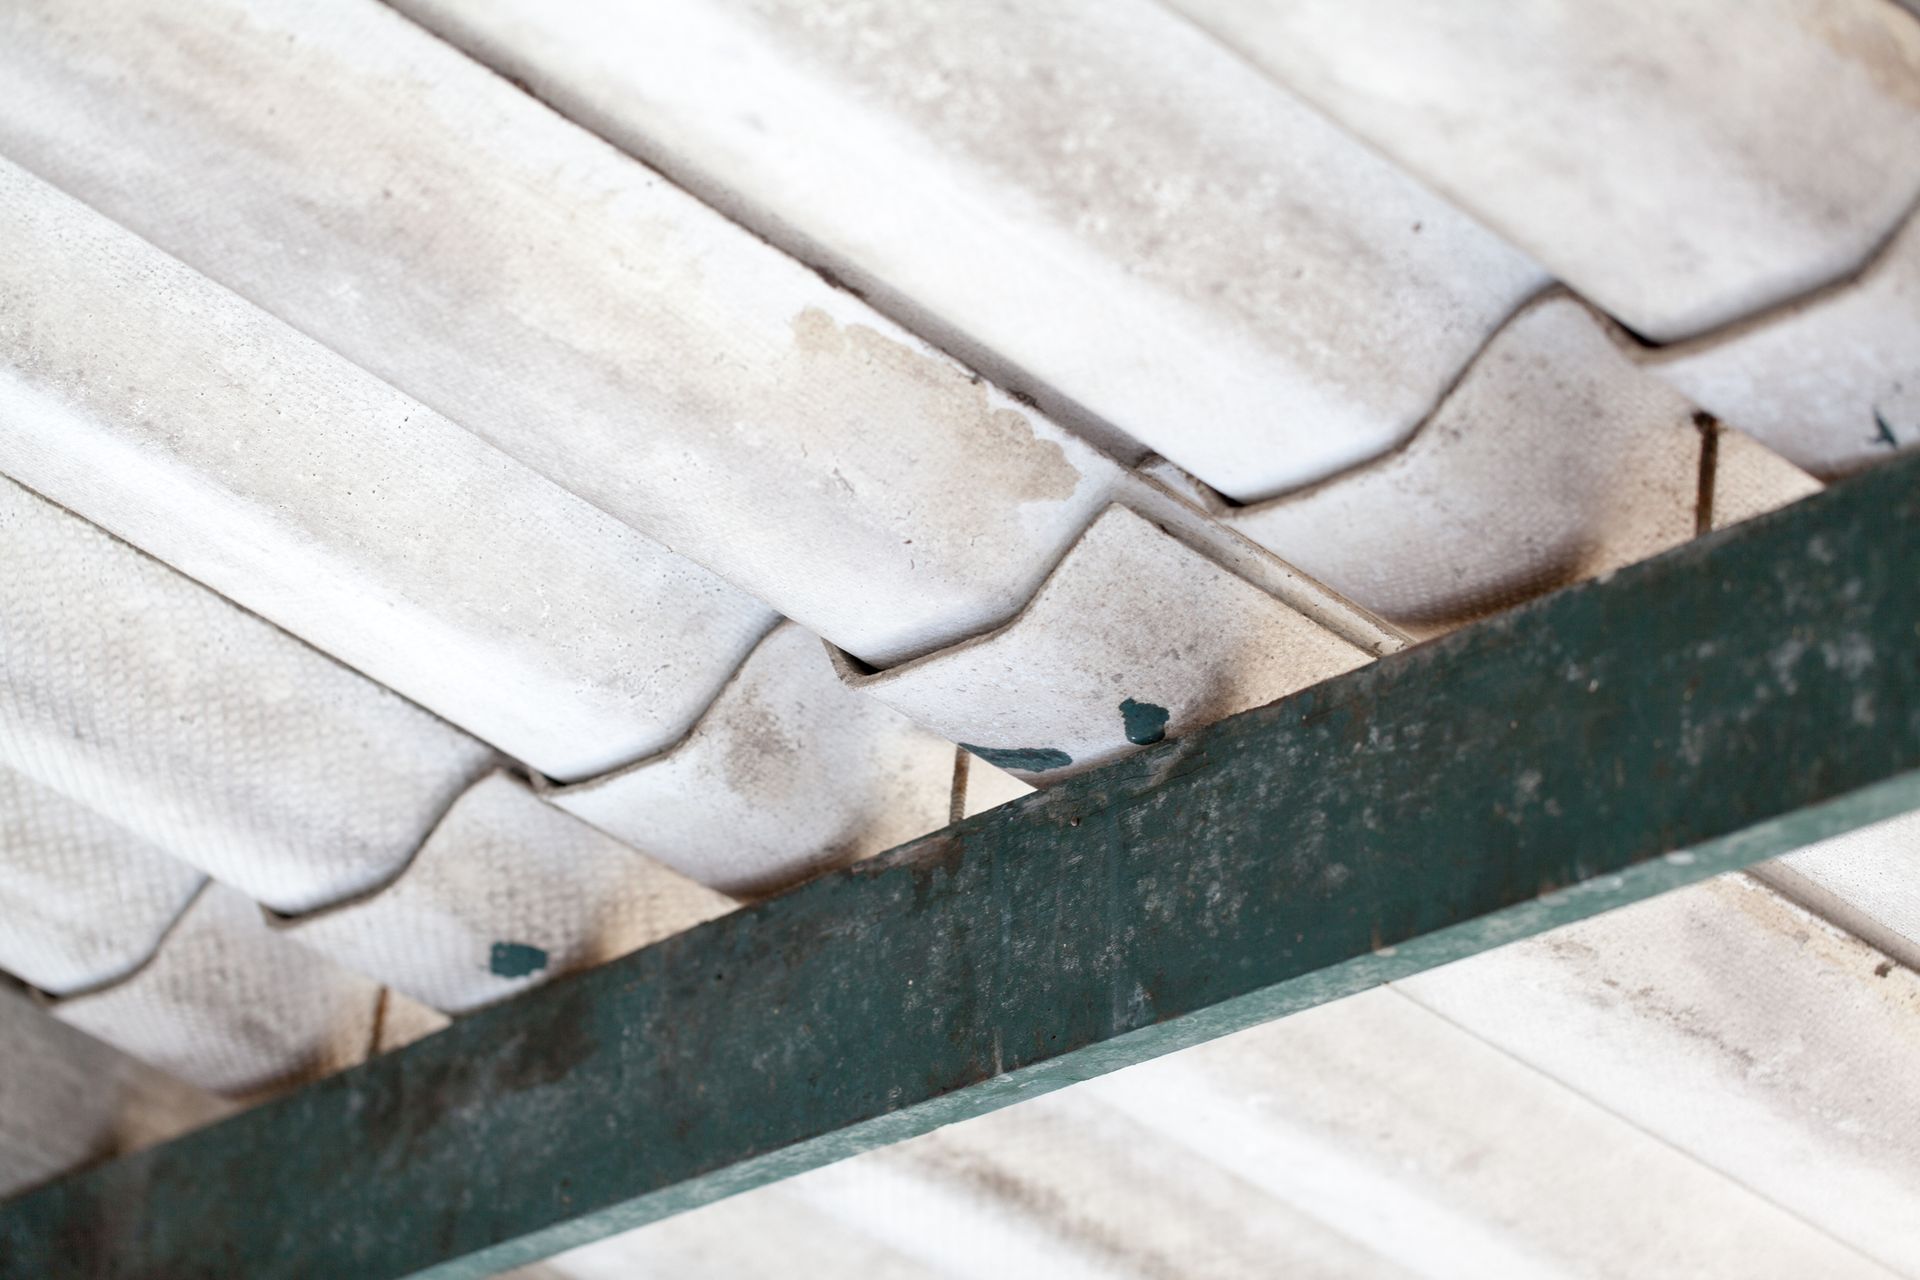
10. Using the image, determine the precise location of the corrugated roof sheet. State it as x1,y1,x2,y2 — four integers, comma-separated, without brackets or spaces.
1,0,1916,1273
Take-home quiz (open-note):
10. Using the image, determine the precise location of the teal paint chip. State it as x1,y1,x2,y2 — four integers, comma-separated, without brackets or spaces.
1874,409,1901,450
1119,697,1170,745
490,941,548,979
959,743,1073,772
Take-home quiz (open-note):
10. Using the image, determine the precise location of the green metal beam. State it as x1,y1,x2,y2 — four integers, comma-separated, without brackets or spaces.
6,452,1920,1280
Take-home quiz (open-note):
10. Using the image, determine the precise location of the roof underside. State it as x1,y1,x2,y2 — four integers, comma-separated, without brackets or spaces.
1,0,1917,1276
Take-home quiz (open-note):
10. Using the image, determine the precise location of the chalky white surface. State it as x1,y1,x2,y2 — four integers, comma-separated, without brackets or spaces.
0,158,775,782
1230,299,1703,634
288,773,734,1013
0,0,1118,668
1655,210,1920,479
1403,876,1920,1274
394,0,1546,503
846,507,1367,782
1170,0,1920,340
551,625,956,896
52,885,383,1097
0,765,203,997
0,476,493,914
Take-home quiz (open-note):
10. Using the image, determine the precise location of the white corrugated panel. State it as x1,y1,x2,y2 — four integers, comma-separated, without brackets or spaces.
1762,811,1920,979
0,475,494,915
0,157,775,784
391,0,1548,503
2,3,1917,1275
846,506,1368,781
287,773,735,1013
547,624,957,896
1401,875,1920,1274
1224,297,1706,634
0,766,203,997
1165,0,1920,341
50,884,394,1098
1653,208,1920,479
0,0,1121,669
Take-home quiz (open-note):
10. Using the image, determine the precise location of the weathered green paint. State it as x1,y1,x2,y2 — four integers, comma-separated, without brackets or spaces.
5,453,1919,1280
959,743,1073,772
1118,697,1170,745
488,942,548,979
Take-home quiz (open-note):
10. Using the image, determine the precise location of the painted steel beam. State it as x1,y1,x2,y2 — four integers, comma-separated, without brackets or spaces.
5,452,1920,1280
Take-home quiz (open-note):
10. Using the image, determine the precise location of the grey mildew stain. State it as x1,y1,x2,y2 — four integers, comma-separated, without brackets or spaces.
1811,5,1920,113
785,307,1080,506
